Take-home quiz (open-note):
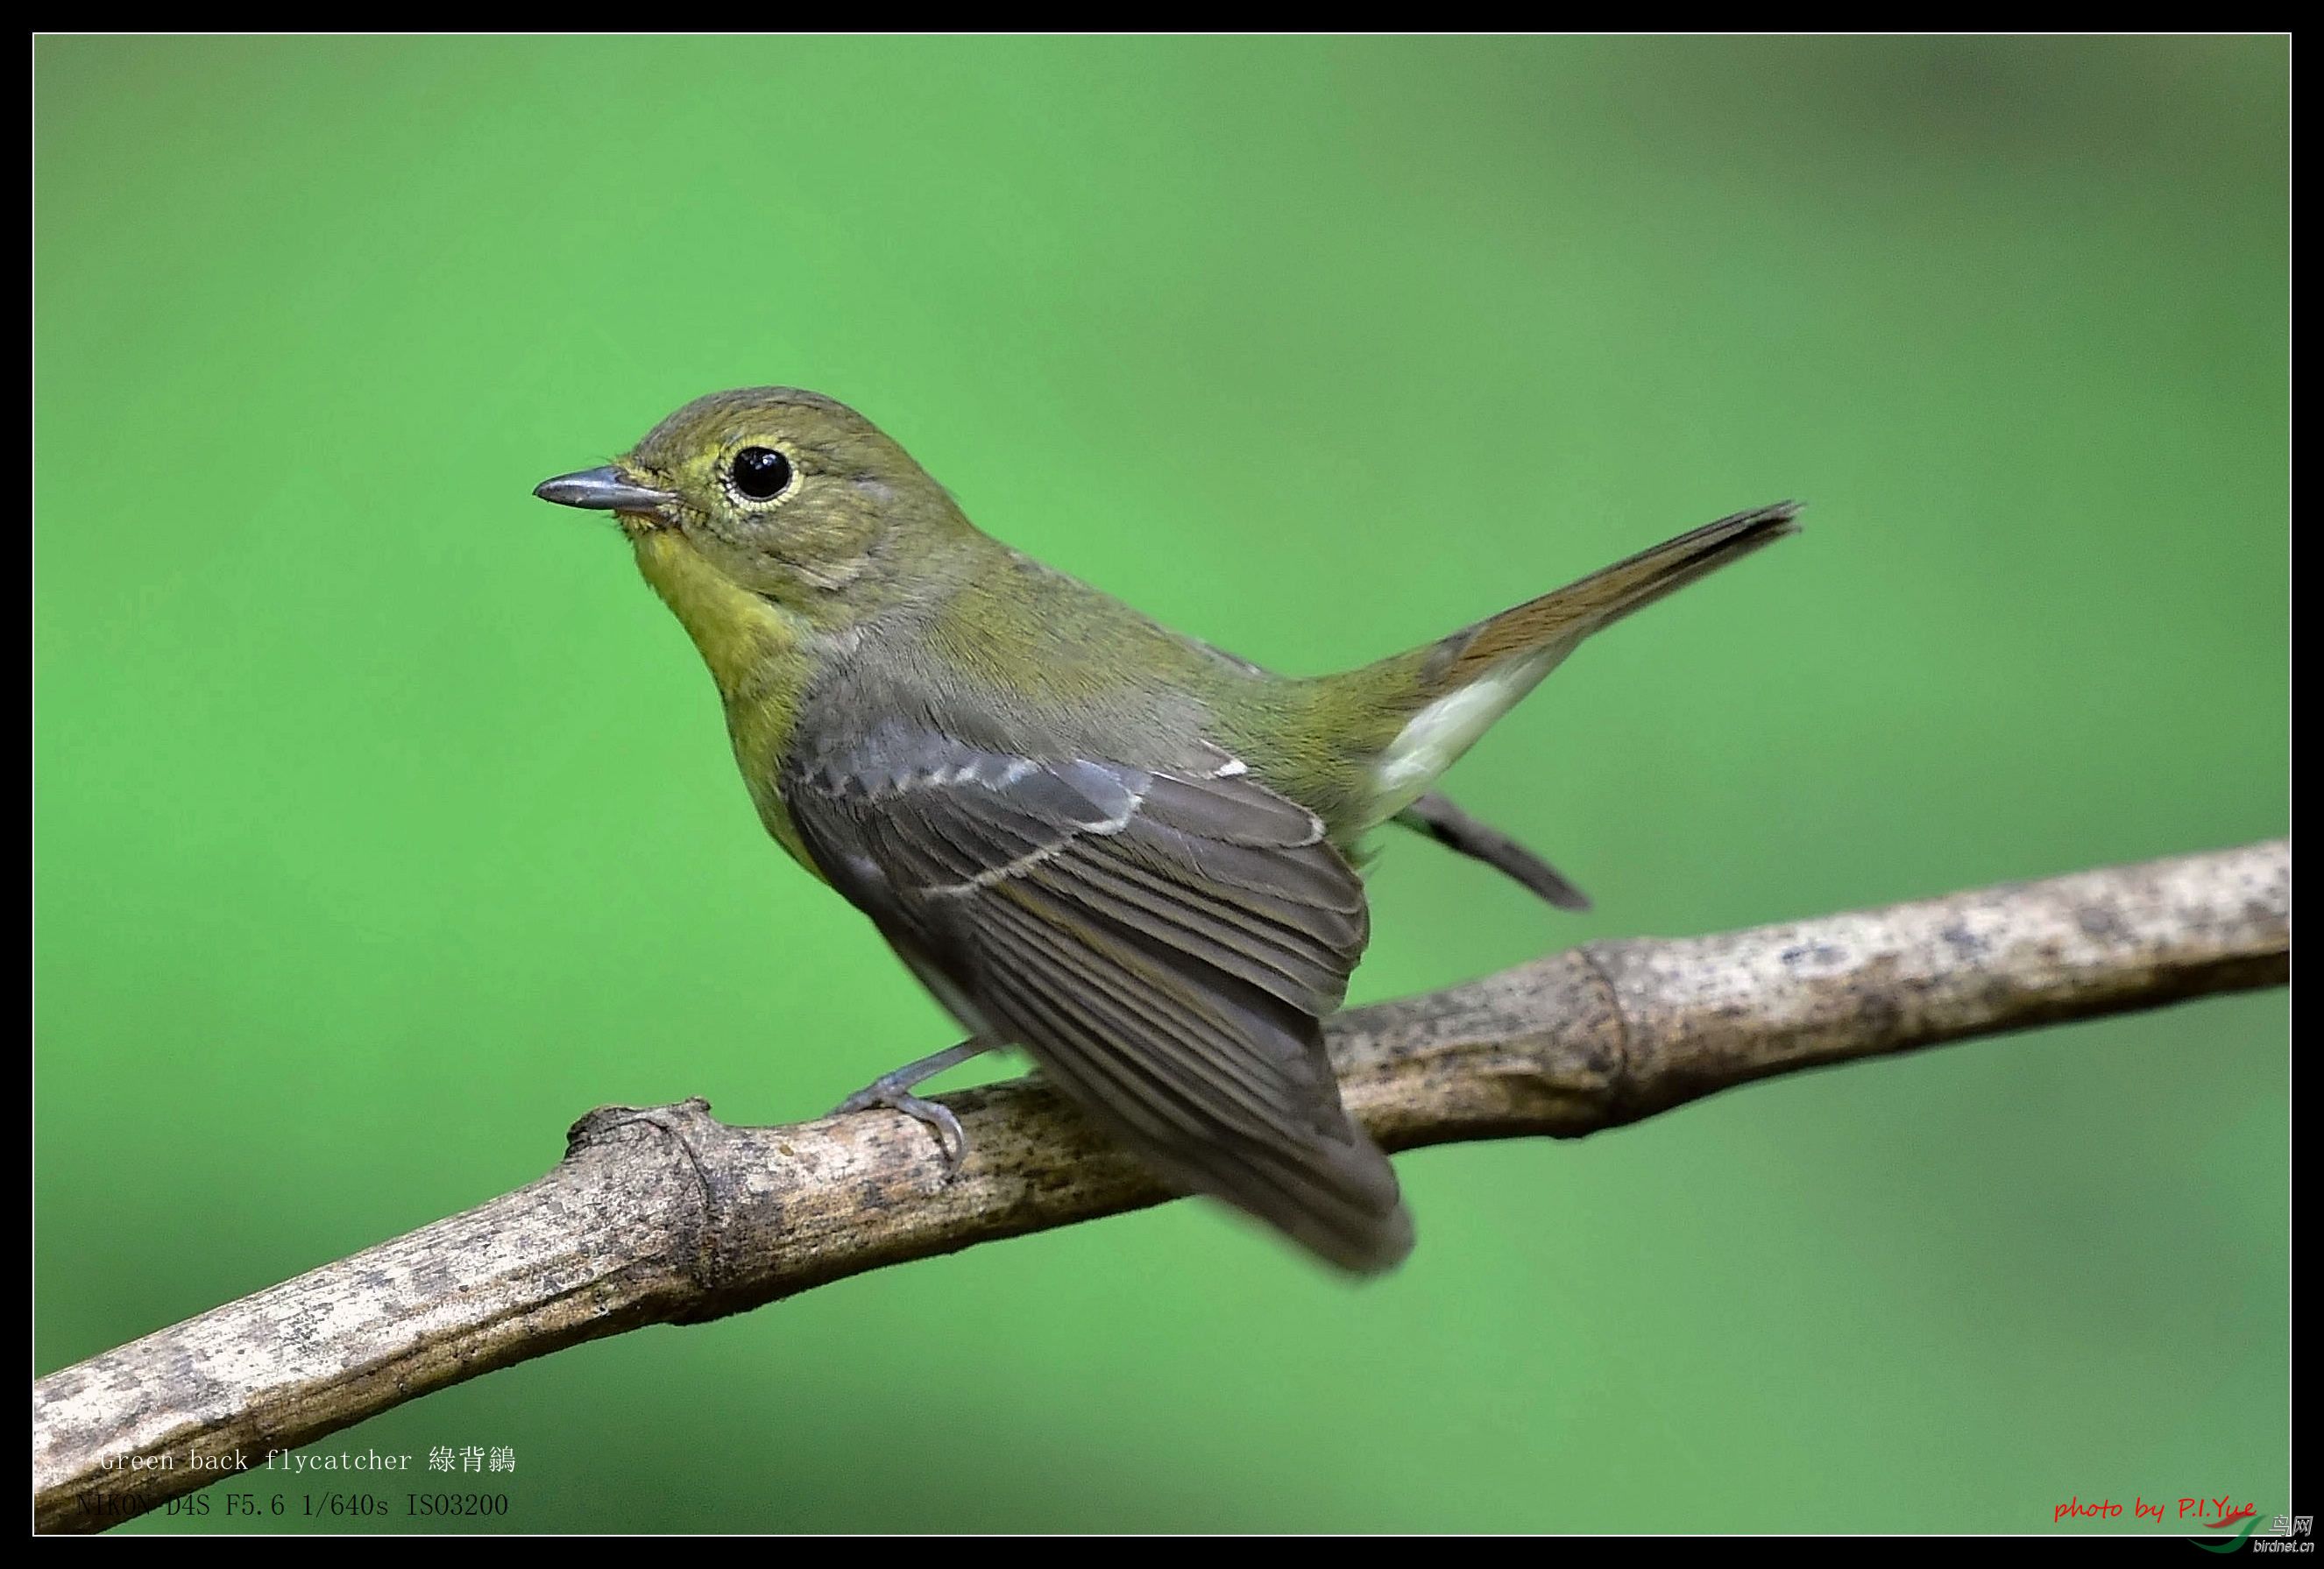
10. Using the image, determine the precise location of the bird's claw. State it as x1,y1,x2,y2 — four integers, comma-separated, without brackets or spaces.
833,1079,967,1176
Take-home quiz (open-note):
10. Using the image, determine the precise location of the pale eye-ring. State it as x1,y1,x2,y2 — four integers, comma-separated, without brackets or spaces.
730,446,793,501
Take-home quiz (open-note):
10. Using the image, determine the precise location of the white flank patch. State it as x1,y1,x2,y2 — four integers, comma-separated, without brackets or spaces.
1371,654,1554,814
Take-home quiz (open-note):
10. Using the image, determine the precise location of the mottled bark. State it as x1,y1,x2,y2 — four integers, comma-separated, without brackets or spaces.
33,840,2289,1534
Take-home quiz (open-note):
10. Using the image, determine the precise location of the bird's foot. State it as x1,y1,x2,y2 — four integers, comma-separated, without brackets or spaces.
828,1038,992,1177
832,1078,967,1173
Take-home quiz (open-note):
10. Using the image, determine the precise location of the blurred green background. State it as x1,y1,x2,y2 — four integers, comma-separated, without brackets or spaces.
35,36,2286,1534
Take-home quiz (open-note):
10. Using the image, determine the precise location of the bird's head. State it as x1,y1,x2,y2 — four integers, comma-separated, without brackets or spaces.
535,386,971,622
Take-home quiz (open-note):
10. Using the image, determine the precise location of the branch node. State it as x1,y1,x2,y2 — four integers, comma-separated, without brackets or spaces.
563,1097,740,1304
565,1095,716,1153
1568,939,1647,1127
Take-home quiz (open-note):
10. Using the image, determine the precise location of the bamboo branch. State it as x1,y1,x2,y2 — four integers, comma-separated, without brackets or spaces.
32,840,2289,1534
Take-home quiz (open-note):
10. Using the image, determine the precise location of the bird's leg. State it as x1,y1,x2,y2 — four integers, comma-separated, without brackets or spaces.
830,1039,994,1174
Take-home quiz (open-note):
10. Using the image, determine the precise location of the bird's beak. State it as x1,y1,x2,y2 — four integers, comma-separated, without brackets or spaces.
532,465,675,513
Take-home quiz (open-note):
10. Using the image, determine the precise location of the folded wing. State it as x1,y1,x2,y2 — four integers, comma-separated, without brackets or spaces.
784,723,1412,1273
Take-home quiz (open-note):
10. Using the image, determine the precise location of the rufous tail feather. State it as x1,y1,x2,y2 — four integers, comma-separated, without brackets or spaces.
1354,501,1800,824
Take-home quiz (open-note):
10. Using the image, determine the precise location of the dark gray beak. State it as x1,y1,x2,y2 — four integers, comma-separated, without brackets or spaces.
533,465,675,512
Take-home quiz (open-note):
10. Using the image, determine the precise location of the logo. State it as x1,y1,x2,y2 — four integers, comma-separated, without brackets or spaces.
2194,1511,2268,1554
2194,1511,2310,1554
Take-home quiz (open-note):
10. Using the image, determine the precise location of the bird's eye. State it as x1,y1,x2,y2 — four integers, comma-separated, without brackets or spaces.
731,446,793,501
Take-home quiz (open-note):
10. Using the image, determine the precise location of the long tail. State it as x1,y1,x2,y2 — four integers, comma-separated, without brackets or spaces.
1349,501,1800,825
1409,501,1801,699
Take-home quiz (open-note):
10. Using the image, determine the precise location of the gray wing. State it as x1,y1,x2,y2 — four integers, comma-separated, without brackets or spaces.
783,720,1412,1274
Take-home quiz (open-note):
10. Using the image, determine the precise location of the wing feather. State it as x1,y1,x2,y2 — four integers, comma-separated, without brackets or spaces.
785,726,1411,1272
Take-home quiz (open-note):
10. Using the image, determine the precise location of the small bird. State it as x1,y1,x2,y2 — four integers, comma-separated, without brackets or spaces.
536,387,1796,1274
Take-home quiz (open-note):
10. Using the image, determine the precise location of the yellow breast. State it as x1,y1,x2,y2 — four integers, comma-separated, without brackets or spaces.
630,530,822,876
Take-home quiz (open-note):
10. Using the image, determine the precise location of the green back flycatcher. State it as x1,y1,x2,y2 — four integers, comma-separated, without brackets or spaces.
537,387,1796,1274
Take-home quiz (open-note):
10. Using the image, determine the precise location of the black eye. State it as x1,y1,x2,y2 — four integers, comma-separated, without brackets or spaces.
731,446,793,500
